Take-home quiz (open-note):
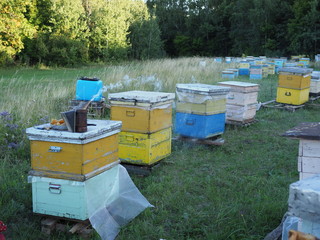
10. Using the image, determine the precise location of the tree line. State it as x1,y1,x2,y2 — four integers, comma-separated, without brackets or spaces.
1,0,320,66
147,0,320,58
0,0,163,66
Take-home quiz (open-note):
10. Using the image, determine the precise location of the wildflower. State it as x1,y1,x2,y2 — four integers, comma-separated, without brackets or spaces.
5,123,18,130
8,142,19,149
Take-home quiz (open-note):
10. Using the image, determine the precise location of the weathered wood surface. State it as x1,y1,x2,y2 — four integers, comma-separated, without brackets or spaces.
282,122,320,140
41,217,92,238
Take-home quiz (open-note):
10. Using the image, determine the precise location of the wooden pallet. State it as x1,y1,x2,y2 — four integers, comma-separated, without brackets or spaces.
261,99,305,112
226,118,258,127
172,135,225,146
41,217,93,238
121,161,161,177
69,99,109,117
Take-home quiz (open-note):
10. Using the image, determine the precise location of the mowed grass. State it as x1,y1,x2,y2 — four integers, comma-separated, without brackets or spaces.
0,58,320,240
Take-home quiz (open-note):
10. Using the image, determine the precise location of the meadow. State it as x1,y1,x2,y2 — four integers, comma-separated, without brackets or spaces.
0,57,320,240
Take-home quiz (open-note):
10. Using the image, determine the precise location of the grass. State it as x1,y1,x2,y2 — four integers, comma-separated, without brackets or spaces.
0,57,320,239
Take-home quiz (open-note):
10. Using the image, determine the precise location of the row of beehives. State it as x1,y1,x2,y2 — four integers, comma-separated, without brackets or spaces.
215,56,310,67
24,80,259,223
223,66,320,106
107,81,259,164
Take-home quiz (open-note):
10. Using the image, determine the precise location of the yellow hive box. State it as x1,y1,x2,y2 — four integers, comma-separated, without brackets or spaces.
176,98,226,115
278,74,311,89
109,91,175,133
26,120,122,181
276,87,310,105
118,127,171,165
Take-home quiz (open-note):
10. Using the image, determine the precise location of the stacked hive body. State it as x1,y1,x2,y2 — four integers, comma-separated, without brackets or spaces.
26,120,122,220
239,61,250,76
218,81,259,123
109,91,175,166
276,67,312,105
175,84,230,139
250,65,263,79
283,122,320,180
310,71,320,96
222,70,235,79
286,175,320,238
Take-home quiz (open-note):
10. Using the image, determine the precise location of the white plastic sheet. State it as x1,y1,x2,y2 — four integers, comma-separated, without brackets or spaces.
85,165,153,240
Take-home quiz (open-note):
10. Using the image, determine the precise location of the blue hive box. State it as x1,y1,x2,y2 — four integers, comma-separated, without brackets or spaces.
175,112,225,139
76,77,103,101
239,68,250,75
250,74,263,80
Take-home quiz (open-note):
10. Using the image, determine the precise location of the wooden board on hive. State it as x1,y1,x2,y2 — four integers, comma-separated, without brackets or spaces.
226,118,258,127
261,99,305,112
121,161,162,177
40,216,93,239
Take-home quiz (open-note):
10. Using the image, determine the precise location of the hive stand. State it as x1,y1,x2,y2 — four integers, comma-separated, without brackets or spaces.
261,99,305,112
226,118,258,127
41,217,93,239
172,135,225,146
121,161,162,177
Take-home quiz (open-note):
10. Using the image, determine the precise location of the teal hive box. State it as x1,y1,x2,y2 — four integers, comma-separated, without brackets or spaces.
29,165,118,220
76,77,103,101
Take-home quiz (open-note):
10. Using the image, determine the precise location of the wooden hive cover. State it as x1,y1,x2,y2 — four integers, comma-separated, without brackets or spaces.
282,122,320,140
278,67,313,76
26,119,122,144
108,91,175,104
218,81,259,93
176,83,230,96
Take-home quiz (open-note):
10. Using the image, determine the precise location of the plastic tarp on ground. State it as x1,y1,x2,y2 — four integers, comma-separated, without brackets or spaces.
85,164,153,240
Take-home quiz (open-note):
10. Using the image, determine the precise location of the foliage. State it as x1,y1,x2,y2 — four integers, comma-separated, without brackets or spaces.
0,0,36,65
147,0,320,58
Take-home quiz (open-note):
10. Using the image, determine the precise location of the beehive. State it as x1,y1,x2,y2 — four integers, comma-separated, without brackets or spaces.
282,122,320,180
26,120,122,181
225,104,257,122
175,84,230,139
118,127,171,165
109,91,175,133
239,68,250,76
218,81,259,122
226,68,239,77
250,65,263,79
175,112,225,139
276,87,310,105
310,71,320,94
222,70,235,79
29,164,121,220
277,67,312,105
218,81,259,106
278,68,312,89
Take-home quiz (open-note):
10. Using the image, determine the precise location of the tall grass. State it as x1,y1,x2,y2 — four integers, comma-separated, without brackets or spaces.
0,58,319,239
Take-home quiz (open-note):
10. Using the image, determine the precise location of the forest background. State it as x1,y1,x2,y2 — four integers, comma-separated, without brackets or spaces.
1,0,320,67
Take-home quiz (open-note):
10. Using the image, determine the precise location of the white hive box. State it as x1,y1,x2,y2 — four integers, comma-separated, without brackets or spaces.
283,122,320,180
218,81,259,106
288,174,320,223
225,104,257,122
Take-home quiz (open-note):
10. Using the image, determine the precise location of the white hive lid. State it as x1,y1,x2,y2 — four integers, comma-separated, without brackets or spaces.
218,81,259,93
176,83,230,95
108,90,175,103
26,119,122,144
218,81,259,87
